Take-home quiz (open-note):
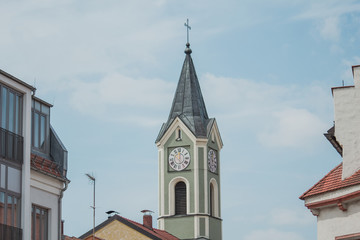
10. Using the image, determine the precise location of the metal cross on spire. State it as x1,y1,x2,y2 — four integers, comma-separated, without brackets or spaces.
184,18,191,43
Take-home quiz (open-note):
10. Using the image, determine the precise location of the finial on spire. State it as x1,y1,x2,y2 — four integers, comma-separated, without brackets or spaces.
184,18,191,44
184,19,192,54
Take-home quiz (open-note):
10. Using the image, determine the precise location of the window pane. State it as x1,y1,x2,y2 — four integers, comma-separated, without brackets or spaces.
0,164,5,189
34,113,39,148
0,192,4,224
8,92,14,132
32,205,48,240
8,167,21,193
14,197,18,227
35,101,41,111
6,134,13,159
7,195,12,225
1,87,7,129
40,115,45,149
41,105,50,115
36,208,40,240
31,206,34,240
0,131,4,158
18,95,23,135
15,95,19,135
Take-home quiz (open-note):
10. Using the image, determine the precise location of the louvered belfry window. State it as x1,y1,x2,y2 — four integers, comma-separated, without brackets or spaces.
175,181,186,215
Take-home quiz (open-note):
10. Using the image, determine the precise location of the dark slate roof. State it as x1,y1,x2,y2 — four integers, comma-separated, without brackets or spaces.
156,43,212,143
324,125,343,156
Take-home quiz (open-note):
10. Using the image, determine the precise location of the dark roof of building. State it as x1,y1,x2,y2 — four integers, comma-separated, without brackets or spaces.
156,43,212,143
324,125,342,156
79,214,179,240
300,163,360,199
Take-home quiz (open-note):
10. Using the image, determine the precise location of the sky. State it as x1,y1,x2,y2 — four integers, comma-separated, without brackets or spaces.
1,0,360,239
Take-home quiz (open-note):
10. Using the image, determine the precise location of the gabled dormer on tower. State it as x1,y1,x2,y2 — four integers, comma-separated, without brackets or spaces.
156,43,223,240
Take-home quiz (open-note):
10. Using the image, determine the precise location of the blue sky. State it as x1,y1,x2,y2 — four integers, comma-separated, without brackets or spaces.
1,0,360,239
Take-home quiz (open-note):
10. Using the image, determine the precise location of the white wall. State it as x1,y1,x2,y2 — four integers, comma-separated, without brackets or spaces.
333,66,360,179
31,170,63,240
317,199,360,240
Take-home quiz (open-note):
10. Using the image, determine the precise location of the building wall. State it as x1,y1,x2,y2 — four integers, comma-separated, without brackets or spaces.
95,220,152,240
163,129,195,215
161,123,196,238
31,170,63,240
317,199,360,240
158,119,222,239
333,66,360,179
0,72,33,238
0,70,67,240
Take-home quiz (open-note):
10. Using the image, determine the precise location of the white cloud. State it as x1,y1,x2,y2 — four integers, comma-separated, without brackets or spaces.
319,17,340,41
201,74,329,148
244,229,305,240
258,108,328,148
295,1,360,20
294,1,360,42
0,0,182,84
68,73,175,126
63,73,330,148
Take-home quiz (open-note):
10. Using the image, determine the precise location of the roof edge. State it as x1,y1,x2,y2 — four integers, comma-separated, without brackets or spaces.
305,189,360,209
79,215,164,240
299,163,342,200
0,68,36,91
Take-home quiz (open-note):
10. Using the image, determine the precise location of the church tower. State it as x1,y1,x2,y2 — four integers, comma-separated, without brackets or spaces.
155,42,223,240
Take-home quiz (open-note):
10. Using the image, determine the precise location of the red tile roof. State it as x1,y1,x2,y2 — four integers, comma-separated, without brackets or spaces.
123,216,179,240
63,236,81,240
79,214,179,240
300,163,360,199
31,153,62,178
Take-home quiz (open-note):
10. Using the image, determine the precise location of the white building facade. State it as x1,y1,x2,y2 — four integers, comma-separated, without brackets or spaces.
300,65,360,240
0,69,68,240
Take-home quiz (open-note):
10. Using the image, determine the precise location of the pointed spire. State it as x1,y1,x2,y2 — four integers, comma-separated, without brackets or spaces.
156,44,210,142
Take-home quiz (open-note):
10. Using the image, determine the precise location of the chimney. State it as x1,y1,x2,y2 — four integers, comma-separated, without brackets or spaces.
333,65,360,179
141,210,154,230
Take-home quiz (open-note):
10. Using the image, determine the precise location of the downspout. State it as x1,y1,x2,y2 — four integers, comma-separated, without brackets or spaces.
58,179,70,240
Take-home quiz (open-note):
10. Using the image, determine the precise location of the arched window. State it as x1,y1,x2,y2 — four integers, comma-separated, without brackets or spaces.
209,179,219,217
210,183,214,216
175,181,186,215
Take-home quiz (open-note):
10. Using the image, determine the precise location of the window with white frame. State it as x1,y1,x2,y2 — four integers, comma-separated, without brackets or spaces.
32,99,50,152
0,83,23,135
31,205,48,240
0,163,21,228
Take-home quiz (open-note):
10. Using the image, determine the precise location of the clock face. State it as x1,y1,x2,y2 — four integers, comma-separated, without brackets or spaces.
169,147,191,171
208,149,217,173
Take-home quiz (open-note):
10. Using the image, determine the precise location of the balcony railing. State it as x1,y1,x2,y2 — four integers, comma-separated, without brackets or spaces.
0,128,23,164
50,125,68,177
0,223,22,240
